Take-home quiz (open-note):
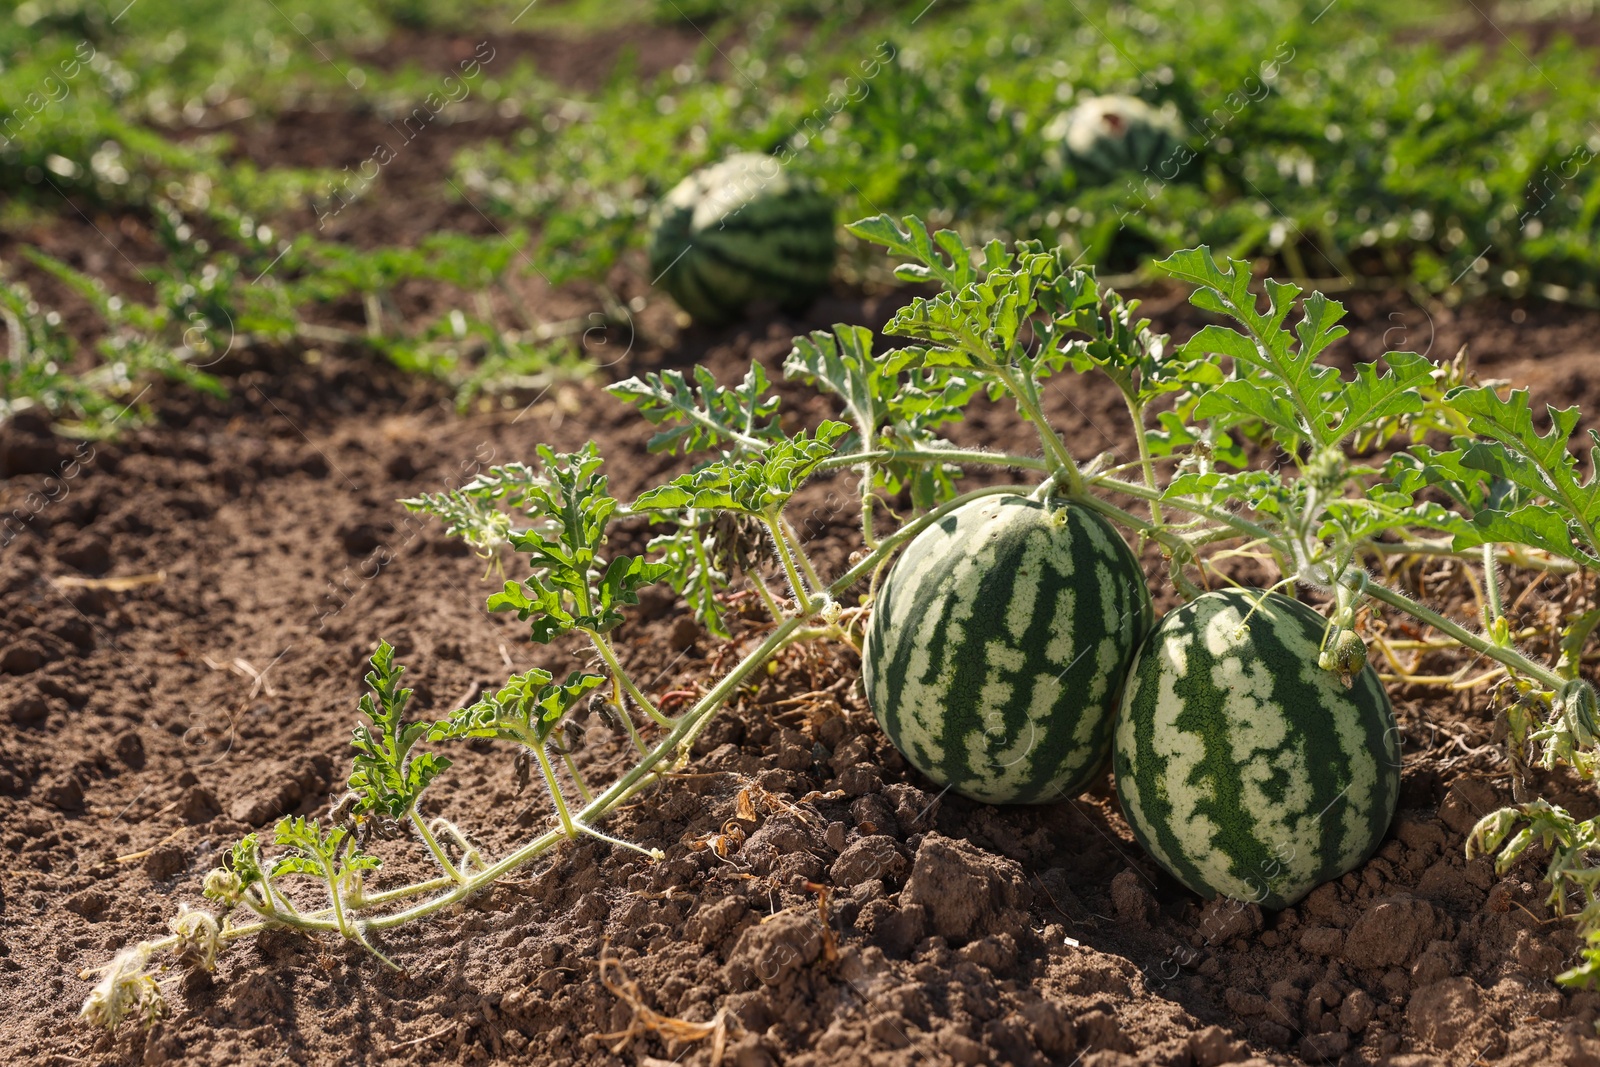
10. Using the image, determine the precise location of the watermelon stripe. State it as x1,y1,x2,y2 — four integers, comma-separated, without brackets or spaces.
864,496,1151,805
1113,589,1399,908
693,240,834,287
648,152,836,324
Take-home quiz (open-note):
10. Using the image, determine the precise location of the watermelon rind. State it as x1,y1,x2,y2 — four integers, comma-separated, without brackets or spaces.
1113,588,1400,909
647,152,836,324
863,494,1153,805
1043,94,1190,186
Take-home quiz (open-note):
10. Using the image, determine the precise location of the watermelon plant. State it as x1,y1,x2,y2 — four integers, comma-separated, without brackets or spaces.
80,213,1600,1028
647,152,837,324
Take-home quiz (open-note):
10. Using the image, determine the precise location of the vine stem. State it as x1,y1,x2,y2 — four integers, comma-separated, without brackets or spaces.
1367,538,1578,573
531,741,578,838
992,364,1084,494
589,632,671,728
764,513,814,614
1087,468,1568,689
859,461,879,549
113,483,1036,962
815,448,1051,473
749,569,785,621
1123,394,1163,525
1089,473,1278,543
406,809,462,883
781,515,826,594
1483,542,1505,631
1361,580,1564,690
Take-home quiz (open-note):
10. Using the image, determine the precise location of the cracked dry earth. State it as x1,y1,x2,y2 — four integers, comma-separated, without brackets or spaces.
6,289,1600,1067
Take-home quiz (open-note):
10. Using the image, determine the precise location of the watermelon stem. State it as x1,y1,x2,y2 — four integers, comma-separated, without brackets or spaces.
1361,580,1565,691
749,570,786,621
764,513,815,615
591,632,673,728
781,514,826,594
990,362,1084,495
1483,542,1506,633
1122,393,1164,526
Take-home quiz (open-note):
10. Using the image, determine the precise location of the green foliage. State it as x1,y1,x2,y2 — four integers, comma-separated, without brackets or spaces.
1160,248,1435,455
402,463,546,556
484,444,674,642
270,816,380,881
431,668,606,746
609,364,784,455
632,422,849,514
451,0,1600,301
80,209,1600,1029
785,323,981,508
348,641,451,819
1469,801,1600,987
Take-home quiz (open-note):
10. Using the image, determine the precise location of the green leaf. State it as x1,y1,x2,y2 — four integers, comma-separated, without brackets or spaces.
1560,610,1600,681
402,462,545,554
269,816,379,883
1159,247,1435,454
1444,385,1600,563
633,422,850,515
1192,378,1305,440
784,324,884,445
1454,503,1594,564
608,364,782,455
644,522,731,640
1146,409,1247,467
430,669,605,746
348,640,451,819
1330,352,1433,440
472,444,669,643
844,214,983,290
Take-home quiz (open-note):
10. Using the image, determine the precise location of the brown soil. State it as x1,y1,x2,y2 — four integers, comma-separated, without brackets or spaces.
5,277,1600,1067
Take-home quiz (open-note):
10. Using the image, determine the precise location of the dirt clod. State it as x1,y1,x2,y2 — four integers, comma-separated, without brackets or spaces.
1408,977,1482,1049
831,835,905,887
724,909,824,988
1344,895,1443,969
901,832,1029,942
1111,869,1157,925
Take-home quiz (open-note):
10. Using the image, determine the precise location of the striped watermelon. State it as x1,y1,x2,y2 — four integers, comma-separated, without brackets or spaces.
647,153,836,324
1044,95,1188,186
1113,589,1400,909
862,495,1153,805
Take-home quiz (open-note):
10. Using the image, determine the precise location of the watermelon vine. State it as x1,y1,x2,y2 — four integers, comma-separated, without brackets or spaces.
81,215,1600,1028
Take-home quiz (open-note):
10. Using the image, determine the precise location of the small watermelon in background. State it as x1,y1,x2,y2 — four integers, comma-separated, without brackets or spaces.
647,152,837,324
862,494,1153,805
1044,94,1190,186
1113,588,1400,909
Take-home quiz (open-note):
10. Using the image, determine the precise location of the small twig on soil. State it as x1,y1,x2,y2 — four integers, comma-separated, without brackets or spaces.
115,824,190,863
594,945,737,1065
389,1019,456,1052
801,881,839,963
51,571,167,591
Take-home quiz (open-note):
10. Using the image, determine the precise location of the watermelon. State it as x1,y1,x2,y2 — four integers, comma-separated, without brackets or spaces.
1113,588,1400,909
1044,94,1189,186
647,153,836,324
862,494,1153,805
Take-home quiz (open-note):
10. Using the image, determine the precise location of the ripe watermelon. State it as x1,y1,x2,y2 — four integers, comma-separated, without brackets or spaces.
1044,94,1189,186
647,153,836,324
1113,588,1400,909
863,495,1153,805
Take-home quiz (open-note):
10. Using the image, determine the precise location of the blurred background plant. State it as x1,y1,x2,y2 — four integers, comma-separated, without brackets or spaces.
5,0,1599,427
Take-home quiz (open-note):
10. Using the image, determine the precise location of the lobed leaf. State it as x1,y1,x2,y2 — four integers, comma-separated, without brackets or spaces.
633,422,850,515
608,365,782,455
